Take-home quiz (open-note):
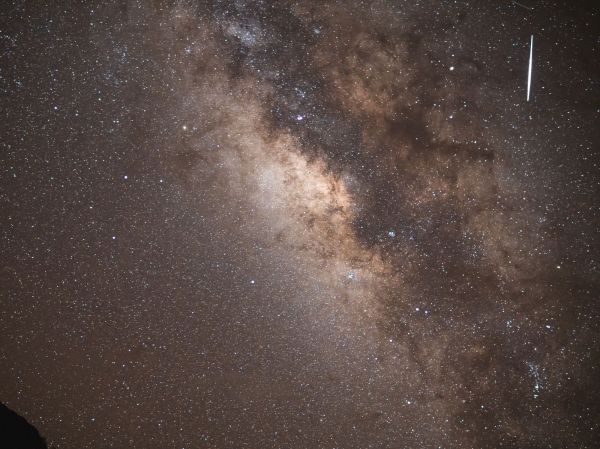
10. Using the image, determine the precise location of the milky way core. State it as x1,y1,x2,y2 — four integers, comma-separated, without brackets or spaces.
1,1,599,448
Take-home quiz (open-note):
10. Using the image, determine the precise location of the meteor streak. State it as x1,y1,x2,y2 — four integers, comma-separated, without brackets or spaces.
527,35,533,102
513,1,533,10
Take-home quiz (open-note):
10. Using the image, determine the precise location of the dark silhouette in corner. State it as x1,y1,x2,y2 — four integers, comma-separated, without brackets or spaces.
0,403,48,449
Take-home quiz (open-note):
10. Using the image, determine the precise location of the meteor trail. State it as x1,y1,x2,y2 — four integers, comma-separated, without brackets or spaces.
527,35,533,102
513,1,533,10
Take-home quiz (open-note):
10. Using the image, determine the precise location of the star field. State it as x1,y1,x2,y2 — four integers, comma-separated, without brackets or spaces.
1,1,599,448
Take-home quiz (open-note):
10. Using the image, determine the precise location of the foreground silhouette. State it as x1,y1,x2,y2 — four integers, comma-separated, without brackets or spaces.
0,403,48,449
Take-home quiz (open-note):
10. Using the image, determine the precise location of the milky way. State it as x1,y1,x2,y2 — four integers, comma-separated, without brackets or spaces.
1,1,599,448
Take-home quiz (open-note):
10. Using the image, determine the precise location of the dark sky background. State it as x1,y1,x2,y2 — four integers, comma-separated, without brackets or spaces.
1,1,599,448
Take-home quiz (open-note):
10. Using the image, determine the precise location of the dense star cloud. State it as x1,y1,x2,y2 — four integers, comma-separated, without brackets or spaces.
1,1,598,448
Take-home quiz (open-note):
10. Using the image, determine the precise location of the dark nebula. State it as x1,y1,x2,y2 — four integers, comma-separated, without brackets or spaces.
1,1,599,448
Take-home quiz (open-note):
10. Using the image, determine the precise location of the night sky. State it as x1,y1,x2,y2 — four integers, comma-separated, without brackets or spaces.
1,1,599,448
